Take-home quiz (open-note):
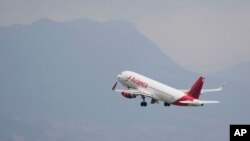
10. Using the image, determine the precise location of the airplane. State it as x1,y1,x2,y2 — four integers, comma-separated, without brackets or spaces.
112,71,224,107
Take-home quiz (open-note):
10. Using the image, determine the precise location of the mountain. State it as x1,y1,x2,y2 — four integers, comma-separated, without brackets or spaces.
0,17,196,118
0,18,249,141
0,18,196,141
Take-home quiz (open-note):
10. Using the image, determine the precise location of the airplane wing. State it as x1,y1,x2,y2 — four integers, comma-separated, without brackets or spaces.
201,82,225,94
112,82,155,98
114,88,154,98
114,89,144,95
180,82,225,94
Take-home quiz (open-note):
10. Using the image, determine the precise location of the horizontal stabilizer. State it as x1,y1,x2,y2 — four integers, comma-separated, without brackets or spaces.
179,101,195,104
200,100,220,104
179,100,219,106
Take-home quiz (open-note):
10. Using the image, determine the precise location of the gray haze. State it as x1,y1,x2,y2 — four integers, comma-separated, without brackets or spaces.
0,19,250,141
1,0,250,73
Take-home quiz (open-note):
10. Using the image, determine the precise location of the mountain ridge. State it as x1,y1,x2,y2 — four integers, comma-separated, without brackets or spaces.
0,18,249,141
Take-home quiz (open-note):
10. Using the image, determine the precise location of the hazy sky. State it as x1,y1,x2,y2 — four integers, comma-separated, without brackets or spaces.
1,0,250,73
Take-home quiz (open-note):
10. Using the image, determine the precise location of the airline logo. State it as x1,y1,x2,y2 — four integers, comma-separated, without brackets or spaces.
126,75,148,88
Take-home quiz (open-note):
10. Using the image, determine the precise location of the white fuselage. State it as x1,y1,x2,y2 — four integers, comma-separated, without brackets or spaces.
117,71,199,106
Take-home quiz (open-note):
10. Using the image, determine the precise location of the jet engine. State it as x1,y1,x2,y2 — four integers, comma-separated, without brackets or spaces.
121,92,136,98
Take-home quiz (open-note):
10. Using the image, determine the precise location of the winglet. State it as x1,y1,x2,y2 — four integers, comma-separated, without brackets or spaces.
220,82,226,90
112,82,118,90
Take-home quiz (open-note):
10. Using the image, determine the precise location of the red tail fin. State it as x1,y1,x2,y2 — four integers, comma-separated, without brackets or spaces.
187,76,204,99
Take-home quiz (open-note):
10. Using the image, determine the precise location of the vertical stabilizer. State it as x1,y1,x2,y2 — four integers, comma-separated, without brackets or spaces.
187,76,204,99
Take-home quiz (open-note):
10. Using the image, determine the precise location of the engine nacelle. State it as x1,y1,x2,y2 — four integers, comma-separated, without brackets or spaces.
121,92,136,99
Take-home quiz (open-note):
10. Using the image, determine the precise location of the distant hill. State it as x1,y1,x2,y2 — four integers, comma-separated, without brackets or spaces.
0,18,195,116
0,18,196,141
0,18,249,141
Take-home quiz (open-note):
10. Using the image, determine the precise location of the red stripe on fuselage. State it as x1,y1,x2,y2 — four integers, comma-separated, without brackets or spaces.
172,94,195,106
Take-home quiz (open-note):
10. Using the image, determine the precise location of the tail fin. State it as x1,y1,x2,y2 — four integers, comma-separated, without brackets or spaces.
187,76,204,99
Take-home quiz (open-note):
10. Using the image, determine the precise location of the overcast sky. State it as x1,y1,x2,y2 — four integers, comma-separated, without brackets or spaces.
1,0,250,73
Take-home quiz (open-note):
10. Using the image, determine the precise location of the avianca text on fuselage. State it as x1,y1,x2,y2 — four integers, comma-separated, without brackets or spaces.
125,75,148,88
112,71,224,107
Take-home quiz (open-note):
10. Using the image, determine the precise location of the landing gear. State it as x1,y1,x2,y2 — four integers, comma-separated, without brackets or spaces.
140,96,147,107
140,101,147,107
151,99,158,104
164,102,170,107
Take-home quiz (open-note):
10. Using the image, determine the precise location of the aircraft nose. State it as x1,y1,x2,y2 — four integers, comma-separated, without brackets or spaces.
117,74,121,79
